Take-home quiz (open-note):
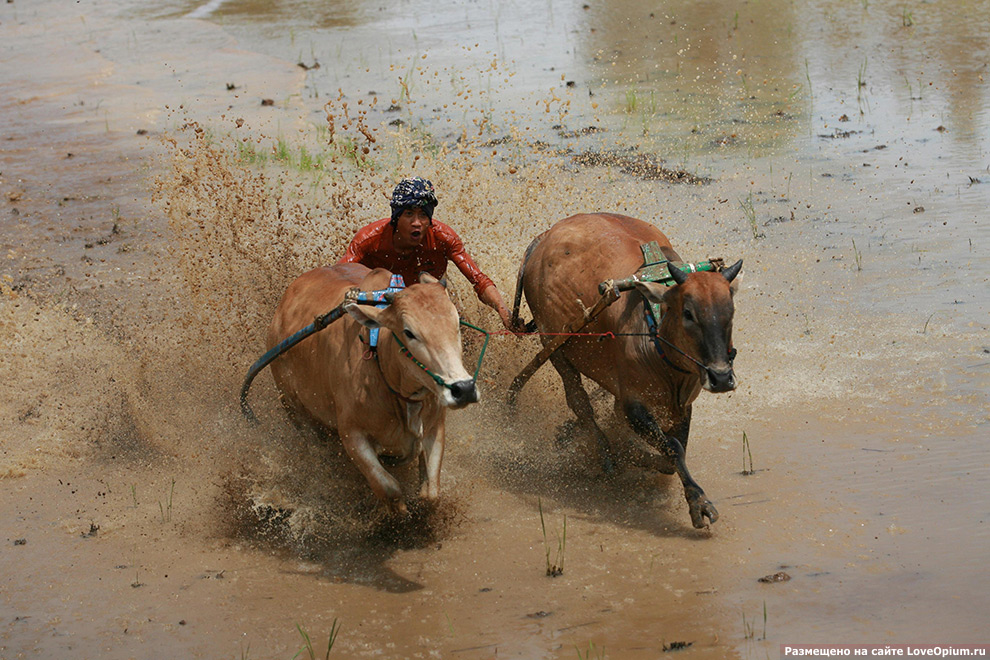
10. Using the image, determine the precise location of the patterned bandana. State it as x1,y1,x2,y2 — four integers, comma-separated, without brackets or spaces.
390,177,438,222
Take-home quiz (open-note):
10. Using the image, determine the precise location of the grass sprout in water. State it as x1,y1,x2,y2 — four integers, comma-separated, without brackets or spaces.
539,498,566,577
741,432,755,475
576,641,606,659
159,477,175,523
742,601,768,641
739,193,763,239
294,619,340,660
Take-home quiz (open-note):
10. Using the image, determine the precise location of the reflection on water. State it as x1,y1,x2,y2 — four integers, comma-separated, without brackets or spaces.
145,0,990,157
152,0,990,305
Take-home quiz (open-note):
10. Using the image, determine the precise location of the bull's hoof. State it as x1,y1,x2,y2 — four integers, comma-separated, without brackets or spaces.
386,498,410,517
419,482,440,501
688,496,718,529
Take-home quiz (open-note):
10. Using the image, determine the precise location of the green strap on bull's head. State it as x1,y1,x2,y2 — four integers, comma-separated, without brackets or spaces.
392,333,449,389
459,320,490,381
391,319,489,389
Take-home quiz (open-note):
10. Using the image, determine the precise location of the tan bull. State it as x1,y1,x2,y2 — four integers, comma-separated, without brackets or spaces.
515,213,742,528
267,263,479,514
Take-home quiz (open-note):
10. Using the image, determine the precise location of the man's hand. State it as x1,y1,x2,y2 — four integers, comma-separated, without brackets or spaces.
479,284,525,333
497,305,527,333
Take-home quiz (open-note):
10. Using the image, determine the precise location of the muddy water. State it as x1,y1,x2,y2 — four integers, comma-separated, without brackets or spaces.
2,0,988,658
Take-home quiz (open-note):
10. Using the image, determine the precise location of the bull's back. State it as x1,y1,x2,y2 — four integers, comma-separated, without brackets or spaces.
524,214,675,328
266,264,367,350
267,263,373,428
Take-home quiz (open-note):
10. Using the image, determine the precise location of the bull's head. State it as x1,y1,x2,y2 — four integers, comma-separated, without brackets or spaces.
634,259,742,393
344,273,479,408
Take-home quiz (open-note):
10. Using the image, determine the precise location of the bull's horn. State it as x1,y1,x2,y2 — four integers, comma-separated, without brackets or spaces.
383,292,396,304
667,261,688,285
722,259,743,282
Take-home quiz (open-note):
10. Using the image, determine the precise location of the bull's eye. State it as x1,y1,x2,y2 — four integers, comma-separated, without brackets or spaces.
682,308,695,323
403,329,417,341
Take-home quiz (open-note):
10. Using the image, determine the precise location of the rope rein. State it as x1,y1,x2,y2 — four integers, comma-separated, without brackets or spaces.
480,319,733,374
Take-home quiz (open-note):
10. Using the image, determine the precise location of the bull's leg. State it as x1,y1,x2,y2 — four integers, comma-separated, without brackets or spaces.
418,424,445,501
340,430,407,515
669,405,692,452
660,406,691,466
609,402,690,476
624,402,717,528
548,352,616,474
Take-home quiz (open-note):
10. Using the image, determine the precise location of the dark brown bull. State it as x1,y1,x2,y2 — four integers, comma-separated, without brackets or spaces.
267,264,479,515
514,213,742,528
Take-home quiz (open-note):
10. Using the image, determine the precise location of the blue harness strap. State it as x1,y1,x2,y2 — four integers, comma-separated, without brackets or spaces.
362,274,406,349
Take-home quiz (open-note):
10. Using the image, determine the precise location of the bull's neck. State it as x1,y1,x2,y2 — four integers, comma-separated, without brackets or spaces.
377,332,430,402
646,307,701,386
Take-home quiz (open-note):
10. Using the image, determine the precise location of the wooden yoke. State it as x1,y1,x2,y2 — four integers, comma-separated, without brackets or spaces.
506,283,620,407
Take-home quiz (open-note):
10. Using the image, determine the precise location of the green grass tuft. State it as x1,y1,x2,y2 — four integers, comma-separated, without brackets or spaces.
293,619,341,660
539,498,566,577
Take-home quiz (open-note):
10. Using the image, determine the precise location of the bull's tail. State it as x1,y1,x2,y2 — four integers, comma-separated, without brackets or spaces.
510,230,547,332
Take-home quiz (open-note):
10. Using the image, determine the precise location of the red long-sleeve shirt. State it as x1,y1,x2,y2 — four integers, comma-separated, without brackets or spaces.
338,218,494,295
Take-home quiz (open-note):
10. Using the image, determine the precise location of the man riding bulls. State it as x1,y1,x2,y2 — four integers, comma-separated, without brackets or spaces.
339,177,520,331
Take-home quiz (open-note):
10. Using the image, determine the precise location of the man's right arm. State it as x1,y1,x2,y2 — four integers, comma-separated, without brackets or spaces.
338,220,384,265
339,237,364,264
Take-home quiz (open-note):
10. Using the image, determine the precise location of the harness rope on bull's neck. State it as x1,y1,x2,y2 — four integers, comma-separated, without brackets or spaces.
374,322,489,403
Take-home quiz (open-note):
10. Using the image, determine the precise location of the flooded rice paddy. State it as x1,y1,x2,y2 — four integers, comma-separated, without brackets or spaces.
1,0,988,658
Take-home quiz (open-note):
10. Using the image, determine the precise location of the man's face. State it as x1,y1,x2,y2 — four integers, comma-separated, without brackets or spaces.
394,206,431,246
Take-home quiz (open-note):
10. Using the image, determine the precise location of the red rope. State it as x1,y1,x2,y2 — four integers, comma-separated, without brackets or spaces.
484,330,624,338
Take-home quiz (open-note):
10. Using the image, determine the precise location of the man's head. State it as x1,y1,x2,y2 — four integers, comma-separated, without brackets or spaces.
390,177,438,225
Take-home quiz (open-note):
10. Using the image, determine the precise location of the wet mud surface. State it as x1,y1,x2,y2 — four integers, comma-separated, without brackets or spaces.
2,0,989,658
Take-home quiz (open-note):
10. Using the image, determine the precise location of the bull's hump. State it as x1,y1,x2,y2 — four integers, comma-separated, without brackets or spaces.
555,215,669,252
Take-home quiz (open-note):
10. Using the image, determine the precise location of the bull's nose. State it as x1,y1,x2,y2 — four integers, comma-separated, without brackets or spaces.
449,379,479,405
706,367,736,393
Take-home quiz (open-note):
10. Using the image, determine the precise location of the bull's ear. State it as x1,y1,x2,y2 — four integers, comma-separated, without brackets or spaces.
729,271,742,297
419,272,439,285
633,281,669,305
344,302,384,328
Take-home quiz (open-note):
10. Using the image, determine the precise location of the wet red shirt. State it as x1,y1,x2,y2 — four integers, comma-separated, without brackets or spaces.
339,218,494,295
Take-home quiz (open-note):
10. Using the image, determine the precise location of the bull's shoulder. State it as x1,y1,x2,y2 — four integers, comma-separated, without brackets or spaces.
290,263,370,289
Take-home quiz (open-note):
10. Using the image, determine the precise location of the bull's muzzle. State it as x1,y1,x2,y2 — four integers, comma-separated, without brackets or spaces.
704,366,736,393
448,378,479,407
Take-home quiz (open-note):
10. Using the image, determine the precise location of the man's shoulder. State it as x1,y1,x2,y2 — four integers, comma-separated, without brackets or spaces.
354,217,391,237
350,218,392,245
429,219,463,245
